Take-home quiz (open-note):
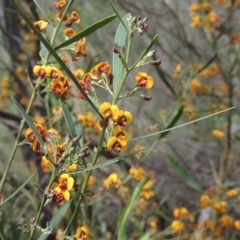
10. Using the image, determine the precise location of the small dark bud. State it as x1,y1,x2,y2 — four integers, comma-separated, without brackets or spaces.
73,135,81,142
150,59,162,66
65,133,72,141
137,16,141,21
80,146,90,153
83,151,90,157
142,17,149,22
137,28,144,35
112,46,119,54
141,95,152,101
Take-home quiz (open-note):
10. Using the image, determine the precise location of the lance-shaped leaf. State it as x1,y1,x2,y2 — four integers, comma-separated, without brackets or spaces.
70,150,142,175
113,13,130,95
197,53,218,75
131,107,235,141
60,100,80,147
11,97,45,147
37,200,72,240
54,15,117,50
117,178,149,240
154,60,177,97
167,153,202,193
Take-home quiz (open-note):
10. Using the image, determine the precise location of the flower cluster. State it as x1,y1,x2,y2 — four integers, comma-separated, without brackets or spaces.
98,102,132,153
33,65,72,99
103,173,121,189
53,2,87,60
24,123,46,152
75,225,89,240
77,62,113,99
190,2,220,31
52,173,77,203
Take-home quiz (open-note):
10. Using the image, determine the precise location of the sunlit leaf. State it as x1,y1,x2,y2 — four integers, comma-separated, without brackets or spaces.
113,13,130,96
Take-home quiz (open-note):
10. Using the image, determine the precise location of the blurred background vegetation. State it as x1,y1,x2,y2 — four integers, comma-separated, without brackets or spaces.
1,0,240,239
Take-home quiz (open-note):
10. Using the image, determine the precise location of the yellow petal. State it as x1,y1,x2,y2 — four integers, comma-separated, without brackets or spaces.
67,177,74,190
135,72,147,80
110,105,119,120
99,102,111,115
106,136,117,149
63,190,70,201
59,173,69,183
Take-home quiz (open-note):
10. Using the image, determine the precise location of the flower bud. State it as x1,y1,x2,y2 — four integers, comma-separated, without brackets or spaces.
137,28,144,35
150,59,162,66
77,90,86,100
142,17,149,22
141,95,152,101
73,135,81,143
80,146,90,153
112,46,119,54
142,23,149,29
99,187,106,193
146,50,156,58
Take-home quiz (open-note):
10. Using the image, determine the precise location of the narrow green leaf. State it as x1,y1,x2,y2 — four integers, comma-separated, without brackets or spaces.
155,209,172,223
10,0,102,119
70,150,142,175
113,13,130,95
0,171,36,206
54,15,117,50
117,178,149,240
59,100,80,147
38,200,72,240
166,153,202,193
158,105,183,139
138,231,153,240
131,33,159,69
108,0,128,32
197,53,218,75
29,2,40,21
131,107,235,141
154,61,177,97
11,97,45,147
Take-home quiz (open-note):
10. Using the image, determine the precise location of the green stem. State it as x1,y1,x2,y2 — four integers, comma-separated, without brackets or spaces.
44,0,74,129
0,87,37,194
108,0,128,32
0,226,6,240
29,167,57,240
61,120,108,239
